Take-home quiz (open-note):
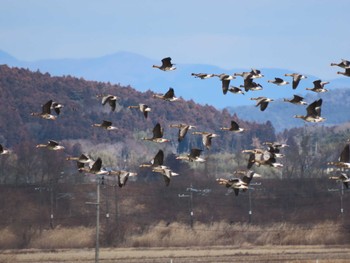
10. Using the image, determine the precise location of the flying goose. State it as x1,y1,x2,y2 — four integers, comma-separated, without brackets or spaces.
213,74,236,95
108,170,138,188
234,71,253,79
306,80,329,93
337,68,350,77
327,144,350,169
294,98,325,123
250,68,264,78
283,95,308,105
192,131,219,150
234,69,263,79
220,120,244,133
265,145,285,159
36,140,65,151
176,148,205,163
30,100,57,120
330,59,350,69
268,77,289,86
216,170,261,196
242,149,283,169
96,94,118,111
227,86,245,95
66,154,94,171
251,97,274,111
284,73,307,89
78,157,109,175
152,57,176,71
263,141,289,149
240,78,263,92
0,144,10,155
152,165,179,186
169,123,196,142
191,73,214,79
139,149,164,168
92,120,118,130
153,87,179,101
329,172,350,189
142,123,170,143
128,103,151,118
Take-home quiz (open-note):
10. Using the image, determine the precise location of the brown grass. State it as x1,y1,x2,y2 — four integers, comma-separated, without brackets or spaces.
0,228,19,249
28,226,94,249
124,220,348,247
0,221,348,250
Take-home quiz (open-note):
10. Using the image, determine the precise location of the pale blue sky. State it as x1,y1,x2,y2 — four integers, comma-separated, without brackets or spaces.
0,0,349,78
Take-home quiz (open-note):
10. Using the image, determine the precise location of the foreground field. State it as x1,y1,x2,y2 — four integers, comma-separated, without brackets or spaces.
1,245,350,263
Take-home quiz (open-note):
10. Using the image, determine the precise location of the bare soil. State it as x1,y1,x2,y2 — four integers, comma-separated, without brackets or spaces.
1,245,350,263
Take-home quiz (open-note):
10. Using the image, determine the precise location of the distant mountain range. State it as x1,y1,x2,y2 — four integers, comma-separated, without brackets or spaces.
1,49,350,131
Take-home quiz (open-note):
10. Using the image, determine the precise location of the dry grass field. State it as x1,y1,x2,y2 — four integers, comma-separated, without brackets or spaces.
0,222,349,262
0,245,350,263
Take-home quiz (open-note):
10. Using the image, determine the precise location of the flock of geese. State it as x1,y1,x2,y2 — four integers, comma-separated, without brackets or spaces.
1,57,350,194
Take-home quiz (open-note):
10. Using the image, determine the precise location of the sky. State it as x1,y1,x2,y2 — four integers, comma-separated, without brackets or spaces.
0,0,349,79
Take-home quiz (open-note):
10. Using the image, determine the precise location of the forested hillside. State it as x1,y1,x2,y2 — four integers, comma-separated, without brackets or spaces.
0,65,277,173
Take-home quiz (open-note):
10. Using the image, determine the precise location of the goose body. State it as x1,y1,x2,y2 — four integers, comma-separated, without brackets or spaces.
92,120,118,130
152,57,176,71
78,157,109,175
337,68,350,77
284,73,307,89
250,68,264,78
327,144,350,169
268,77,289,86
142,123,170,143
51,101,64,115
128,104,151,118
242,149,283,169
139,150,164,168
0,144,10,155
192,131,219,150
283,95,308,105
228,86,245,95
97,94,118,111
213,73,235,81
294,99,325,123
306,80,329,93
216,170,261,196
234,69,263,79
169,123,196,142
330,59,350,69
329,173,350,189
66,154,93,163
240,78,263,92
220,120,244,133
31,100,57,120
152,165,179,186
66,154,94,171
251,97,274,111
176,148,205,163
153,87,179,101
213,74,235,95
109,170,137,188
36,140,65,151
191,73,214,79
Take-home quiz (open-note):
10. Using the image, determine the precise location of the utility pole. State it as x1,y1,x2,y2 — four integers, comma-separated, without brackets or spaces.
178,184,211,229
86,176,101,263
328,182,345,219
248,187,252,224
247,182,261,224
50,179,54,229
